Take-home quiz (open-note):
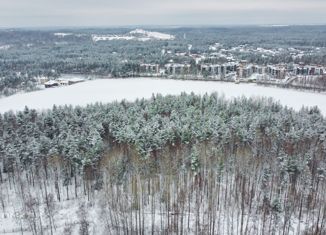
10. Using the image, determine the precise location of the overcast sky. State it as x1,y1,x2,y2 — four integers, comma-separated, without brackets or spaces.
1,0,326,28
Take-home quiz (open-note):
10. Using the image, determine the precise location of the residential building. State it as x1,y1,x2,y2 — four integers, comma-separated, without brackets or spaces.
140,64,160,74
165,63,191,75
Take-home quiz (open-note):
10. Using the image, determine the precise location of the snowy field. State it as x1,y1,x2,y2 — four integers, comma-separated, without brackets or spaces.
92,29,175,42
0,78,326,114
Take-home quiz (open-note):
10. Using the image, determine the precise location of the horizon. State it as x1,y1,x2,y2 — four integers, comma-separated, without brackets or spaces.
1,23,326,31
1,0,326,28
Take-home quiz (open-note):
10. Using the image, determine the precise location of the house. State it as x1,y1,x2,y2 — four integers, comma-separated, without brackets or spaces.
57,79,69,86
45,77,85,88
44,80,59,88
60,77,85,85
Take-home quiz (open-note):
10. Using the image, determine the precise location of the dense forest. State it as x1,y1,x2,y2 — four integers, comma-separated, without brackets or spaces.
0,93,325,234
1,26,326,96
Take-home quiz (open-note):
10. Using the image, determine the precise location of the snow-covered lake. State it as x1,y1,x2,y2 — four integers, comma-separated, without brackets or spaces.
0,78,326,114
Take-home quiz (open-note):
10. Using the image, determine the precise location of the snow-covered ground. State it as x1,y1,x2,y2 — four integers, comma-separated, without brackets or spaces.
0,44,11,50
129,28,175,40
92,29,175,42
92,35,135,41
0,78,325,114
53,33,73,37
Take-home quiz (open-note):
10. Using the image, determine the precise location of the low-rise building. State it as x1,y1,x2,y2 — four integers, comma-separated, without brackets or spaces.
140,64,160,74
252,65,267,75
238,64,254,78
266,65,286,79
44,80,59,88
45,77,85,88
199,62,238,77
294,64,325,76
165,63,191,75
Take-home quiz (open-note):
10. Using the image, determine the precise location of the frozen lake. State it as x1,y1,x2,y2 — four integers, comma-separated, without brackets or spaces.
0,78,326,114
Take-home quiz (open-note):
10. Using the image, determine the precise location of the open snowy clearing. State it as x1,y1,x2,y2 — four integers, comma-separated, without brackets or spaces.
0,78,325,114
92,29,175,42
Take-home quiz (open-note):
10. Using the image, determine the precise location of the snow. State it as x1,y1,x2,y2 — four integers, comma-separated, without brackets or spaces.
0,44,11,50
0,167,318,235
44,80,58,86
260,24,290,27
129,29,175,40
92,29,175,42
57,77,85,83
137,37,151,42
256,47,278,55
0,78,325,115
270,24,289,27
92,35,135,41
54,33,72,37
